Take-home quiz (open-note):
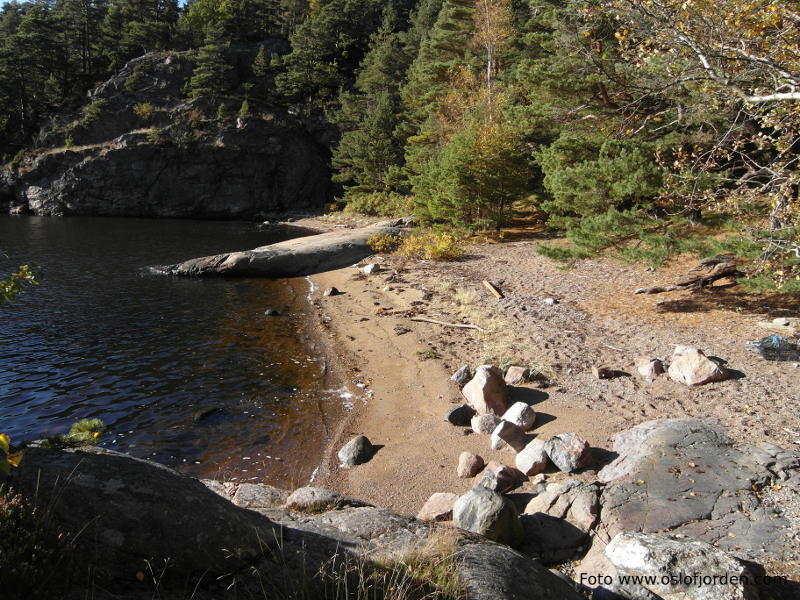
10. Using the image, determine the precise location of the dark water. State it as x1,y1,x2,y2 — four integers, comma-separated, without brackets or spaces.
0,216,344,485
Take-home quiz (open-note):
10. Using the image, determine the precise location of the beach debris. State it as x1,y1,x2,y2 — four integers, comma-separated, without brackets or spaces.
450,364,472,386
591,365,615,379
474,460,527,493
748,335,800,361
457,451,485,478
544,433,593,473
445,403,476,427
482,279,504,299
462,365,509,416
264,308,280,316
453,486,523,547
504,366,530,385
417,492,459,522
410,316,485,331
361,263,380,275
635,357,664,381
322,287,340,297
515,439,549,476
667,345,729,385
337,435,375,466
756,318,797,336
501,402,536,431
471,413,501,434
633,257,742,294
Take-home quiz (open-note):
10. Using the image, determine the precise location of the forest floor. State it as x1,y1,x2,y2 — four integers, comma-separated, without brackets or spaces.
295,215,800,572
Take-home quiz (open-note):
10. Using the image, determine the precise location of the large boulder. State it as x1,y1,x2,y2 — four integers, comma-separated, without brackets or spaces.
453,486,524,547
605,532,759,600
462,365,510,416
416,492,459,522
472,413,501,434
457,451,485,478
491,420,528,452
475,460,527,493
667,346,729,386
10,446,277,578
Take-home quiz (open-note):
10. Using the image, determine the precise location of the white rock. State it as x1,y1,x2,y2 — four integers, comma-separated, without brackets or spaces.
501,402,536,431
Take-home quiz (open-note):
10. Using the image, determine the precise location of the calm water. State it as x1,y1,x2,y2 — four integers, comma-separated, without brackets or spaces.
0,216,345,484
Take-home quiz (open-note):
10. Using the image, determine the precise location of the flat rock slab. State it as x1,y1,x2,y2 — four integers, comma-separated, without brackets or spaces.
597,419,797,563
156,221,403,277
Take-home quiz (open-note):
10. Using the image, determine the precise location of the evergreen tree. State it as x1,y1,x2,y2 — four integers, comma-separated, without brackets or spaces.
188,21,232,101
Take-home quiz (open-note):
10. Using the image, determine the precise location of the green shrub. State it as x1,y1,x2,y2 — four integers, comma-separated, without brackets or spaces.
239,99,250,118
343,191,414,217
133,102,156,122
40,418,105,449
399,232,465,261
124,65,147,91
82,98,108,124
63,136,73,149
216,103,227,120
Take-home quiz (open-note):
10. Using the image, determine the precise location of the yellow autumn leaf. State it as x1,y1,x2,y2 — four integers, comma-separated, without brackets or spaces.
0,433,9,454
7,451,23,468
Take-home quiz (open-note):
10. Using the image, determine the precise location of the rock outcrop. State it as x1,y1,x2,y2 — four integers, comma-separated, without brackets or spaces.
2,50,333,218
155,220,404,277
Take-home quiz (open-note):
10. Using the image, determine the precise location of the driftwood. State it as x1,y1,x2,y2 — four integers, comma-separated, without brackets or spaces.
410,317,485,332
482,280,504,299
634,261,743,295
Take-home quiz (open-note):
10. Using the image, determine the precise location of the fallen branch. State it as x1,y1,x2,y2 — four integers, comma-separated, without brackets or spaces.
482,280,504,299
411,317,485,332
634,262,743,295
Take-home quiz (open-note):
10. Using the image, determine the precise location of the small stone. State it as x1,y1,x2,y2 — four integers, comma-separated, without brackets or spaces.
504,366,530,385
635,357,664,381
667,346,729,386
362,263,380,275
491,420,528,452
501,402,536,431
542,298,558,306
474,460,527,493
264,308,279,316
323,287,339,297
515,439,549,475
453,486,524,547
445,404,476,427
457,452,485,478
450,365,472,386
285,487,343,512
462,365,509,415
417,492,459,522
232,483,289,509
773,317,791,326
591,365,615,379
471,413,501,434
337,435,375,466
544,433,593,473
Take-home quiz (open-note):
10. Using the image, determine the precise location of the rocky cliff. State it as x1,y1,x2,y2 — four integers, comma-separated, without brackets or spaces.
0,48,333,218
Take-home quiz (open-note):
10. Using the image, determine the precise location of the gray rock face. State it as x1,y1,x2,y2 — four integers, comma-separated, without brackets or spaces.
451,364,472,386
337,435,375,466
5,51,333,219
12,447,277,578
462,365,510,416
160,221,403,277
453,486,524,547
667,346,729,386
445,403,476,426
544,433,593,473
457,543,584,600
521,479,600,564
286,487,345,512
515,438,549,475
605,532,759,600
597,419,797,563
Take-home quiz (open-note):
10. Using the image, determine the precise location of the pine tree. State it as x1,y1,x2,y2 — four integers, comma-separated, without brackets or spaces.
188,22,232,101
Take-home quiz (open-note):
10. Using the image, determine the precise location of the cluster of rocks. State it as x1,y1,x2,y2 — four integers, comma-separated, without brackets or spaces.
624,345,730,385
446,363,594,481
